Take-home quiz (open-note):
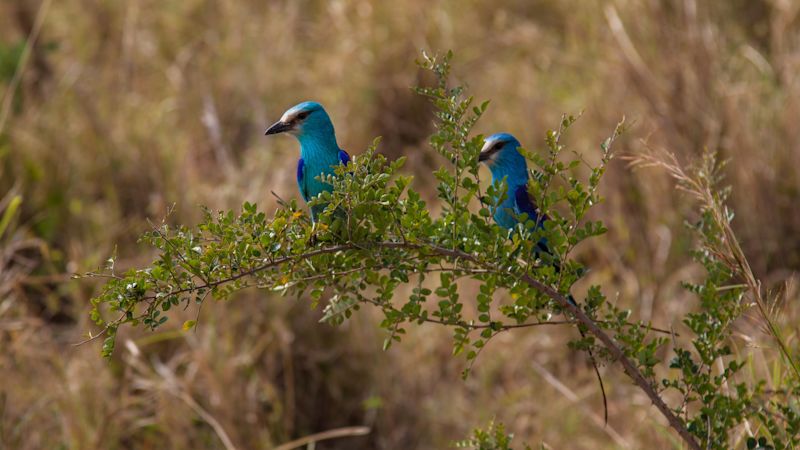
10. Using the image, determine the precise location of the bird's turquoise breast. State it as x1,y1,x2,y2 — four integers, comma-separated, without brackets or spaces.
490,177,527,230
493,194,519,230
298,150,341,219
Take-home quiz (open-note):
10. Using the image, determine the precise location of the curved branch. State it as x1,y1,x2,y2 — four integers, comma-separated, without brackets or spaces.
87,239,698,448
414,242,700,450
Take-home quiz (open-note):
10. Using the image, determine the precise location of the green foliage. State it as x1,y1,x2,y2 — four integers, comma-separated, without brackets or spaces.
84,52,800,448
453,420,530,450
89,51,620,368
654,151,800,449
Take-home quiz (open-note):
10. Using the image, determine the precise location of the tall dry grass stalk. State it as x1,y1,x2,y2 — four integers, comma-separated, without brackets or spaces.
628,146,800,381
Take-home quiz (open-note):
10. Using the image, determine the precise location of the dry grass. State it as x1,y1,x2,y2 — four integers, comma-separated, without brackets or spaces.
2,0,800,448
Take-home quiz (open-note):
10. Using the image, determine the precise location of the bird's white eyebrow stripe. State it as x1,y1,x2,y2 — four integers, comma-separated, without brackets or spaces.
280,110,297,123
280,104,308,123
480,137,503,157
480,137,497,153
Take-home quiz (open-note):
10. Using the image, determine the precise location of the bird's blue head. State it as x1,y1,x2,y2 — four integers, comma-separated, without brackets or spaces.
478,133,528,184
265,101,338,150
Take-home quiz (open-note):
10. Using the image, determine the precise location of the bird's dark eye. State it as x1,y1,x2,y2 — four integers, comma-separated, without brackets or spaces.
296,111,309,120
494,142,504,150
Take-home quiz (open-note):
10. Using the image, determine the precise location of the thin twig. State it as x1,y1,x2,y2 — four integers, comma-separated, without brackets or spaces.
532,361,630,448
273,426,370,450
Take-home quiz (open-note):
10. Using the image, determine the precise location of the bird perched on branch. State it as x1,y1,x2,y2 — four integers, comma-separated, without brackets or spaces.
478,131,608,422
265,101,350,221
478,133,556,261
478,133,546,230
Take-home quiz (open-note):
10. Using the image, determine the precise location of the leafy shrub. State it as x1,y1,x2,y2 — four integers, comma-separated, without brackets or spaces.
85,52,800,449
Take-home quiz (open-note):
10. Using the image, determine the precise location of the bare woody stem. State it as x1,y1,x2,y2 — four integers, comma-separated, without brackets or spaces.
407,242,701,450
520,271,699,449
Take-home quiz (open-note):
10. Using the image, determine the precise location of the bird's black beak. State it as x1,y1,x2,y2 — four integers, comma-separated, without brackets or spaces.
264,121,293,135
478,151,490,162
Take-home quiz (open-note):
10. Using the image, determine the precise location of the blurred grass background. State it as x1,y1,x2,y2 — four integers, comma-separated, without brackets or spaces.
1,0,799,448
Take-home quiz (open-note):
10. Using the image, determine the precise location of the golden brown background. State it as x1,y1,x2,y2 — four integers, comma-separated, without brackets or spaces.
2,1,800,448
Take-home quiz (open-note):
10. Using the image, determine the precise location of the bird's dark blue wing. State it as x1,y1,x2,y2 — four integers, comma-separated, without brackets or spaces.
515,184,551,255
297,158,310,202
514,184,546,226
338,150,350,166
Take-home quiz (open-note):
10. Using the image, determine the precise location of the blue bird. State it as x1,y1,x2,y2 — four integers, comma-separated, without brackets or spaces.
265,101,350,221
478,133,550,256
478,131,608,422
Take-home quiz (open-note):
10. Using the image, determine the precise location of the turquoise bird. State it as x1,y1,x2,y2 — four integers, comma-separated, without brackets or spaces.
265,101,350,221
479,133,549,253
478,131,608,421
